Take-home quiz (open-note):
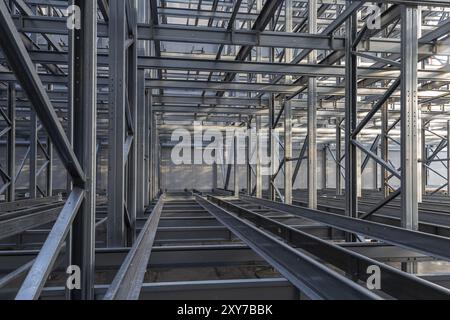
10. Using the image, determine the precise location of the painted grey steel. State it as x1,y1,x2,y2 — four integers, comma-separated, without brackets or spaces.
308,0,318,209
345,2,358,234
0,0,84,185
103,195,164,300
401,5,420,231
108,0,127,247
15,188,84,300
196,196,381,300
209,196,450,299
242,195,450,262
69,0,98,300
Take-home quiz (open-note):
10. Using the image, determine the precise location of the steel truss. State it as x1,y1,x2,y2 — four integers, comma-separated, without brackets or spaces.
0,0,450,300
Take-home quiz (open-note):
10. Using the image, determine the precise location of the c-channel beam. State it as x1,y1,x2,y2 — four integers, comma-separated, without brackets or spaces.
233,134,239,197
7,83,15,202
0,0,85,185
336,119,342,195
69,0,98,300
108,0,127,247
29,111,37,199
401,5,419,231
308,0,318,210
241,195,450,262
255,116,262,198
103,195,164,300
137,70,146,217
127,5,139,243
196,195,380,300
284,0,293,205
15,188,84,300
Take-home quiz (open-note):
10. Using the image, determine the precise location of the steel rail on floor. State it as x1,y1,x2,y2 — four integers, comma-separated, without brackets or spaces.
195,195,381,300
241,195,450,262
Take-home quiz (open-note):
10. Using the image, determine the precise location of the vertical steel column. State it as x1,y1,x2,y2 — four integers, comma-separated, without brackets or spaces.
234,133,239,197
322,146,327,191
284,0,293,205
150,111,156,199
108,0,127,246
448,120,450,196
70,0,97,300
307,0,318,209
255,116,262,198
29,111,37,199
401,4,419,231
345,2,358,223
144,90,150,205
255,0,263,198
127,7,138,242
269,94,275,201
246,120,252,195
213,160,218,190
421,121,427,198
136,69,146,217
46,137,53,196
381,103,389,197
356,138,362,198
336,118,342,195
7,83,15,202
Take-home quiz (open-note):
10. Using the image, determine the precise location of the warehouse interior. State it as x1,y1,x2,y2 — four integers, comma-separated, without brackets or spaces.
1,0,450,300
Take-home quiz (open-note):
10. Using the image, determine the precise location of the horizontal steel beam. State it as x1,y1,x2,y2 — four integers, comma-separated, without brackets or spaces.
208,196,450,299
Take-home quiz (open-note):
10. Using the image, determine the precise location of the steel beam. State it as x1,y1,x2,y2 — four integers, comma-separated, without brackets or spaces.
345,2,358,236
7,83,15,202
16,188,84,300
196,196,380,300
137,70,146,217
103,195,164,300
241,195,450,262
401,5,419,231
336,119,342,195
308,0,318,209
69,0,97,300
108,0,127,247
0,0,84,185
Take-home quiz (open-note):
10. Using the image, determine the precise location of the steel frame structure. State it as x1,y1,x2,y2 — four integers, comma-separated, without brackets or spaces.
1,0,450,300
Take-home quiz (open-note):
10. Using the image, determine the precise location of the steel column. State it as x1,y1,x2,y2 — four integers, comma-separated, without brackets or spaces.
322,146,327,190
29,111,37,199
70,0,97,300
381,104,390,197
108,0,127,246
127,7,138,242
401,4,419,231
137,69,146,217
336,119,342,195
284,0,293,205
448,120,450,196
345,2,358,226
7,83,15,202
234,134,239,197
